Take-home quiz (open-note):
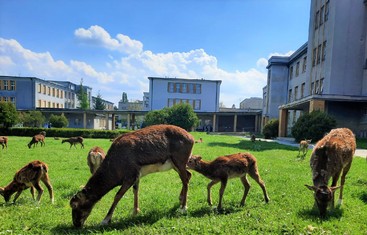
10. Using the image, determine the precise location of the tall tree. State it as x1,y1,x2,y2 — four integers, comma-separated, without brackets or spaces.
0,101,19,128
94,92,106,110
77,78,89,110
121,92,128,103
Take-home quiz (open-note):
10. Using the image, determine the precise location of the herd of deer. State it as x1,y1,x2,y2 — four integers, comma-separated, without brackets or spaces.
0,125,358,228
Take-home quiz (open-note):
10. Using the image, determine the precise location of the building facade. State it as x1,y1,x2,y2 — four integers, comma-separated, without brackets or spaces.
263,0,367,137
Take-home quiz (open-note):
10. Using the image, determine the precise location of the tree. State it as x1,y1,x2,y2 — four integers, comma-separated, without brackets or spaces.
77,79,89,110
262,119,279,139
291,110,336,142
49,114,69,128
94,92,106,110
144,103,199,131
121,92,128,103
0,101,18,128
19,110,45,127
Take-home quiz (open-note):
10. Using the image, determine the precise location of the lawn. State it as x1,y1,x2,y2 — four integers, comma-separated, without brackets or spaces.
0,133,367,234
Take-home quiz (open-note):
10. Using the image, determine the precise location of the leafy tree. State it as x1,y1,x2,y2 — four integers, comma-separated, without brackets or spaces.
0,101,18,128
262,119,279,139
94,92,106,110
49,114,69,128
19,110,45,127
77,79,89,110
121,92,128,103
144,103,199,131
291,110,336,142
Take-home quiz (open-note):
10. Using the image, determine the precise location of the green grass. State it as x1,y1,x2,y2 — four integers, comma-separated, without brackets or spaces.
0,134,367,234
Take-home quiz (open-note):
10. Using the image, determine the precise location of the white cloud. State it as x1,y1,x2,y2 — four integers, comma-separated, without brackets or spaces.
0,28,270,107
256,50,295,70
75,25,143,55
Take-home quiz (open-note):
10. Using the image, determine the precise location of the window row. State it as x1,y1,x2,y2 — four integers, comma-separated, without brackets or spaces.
37,99,64,109
0,80,16,90
288,83,306,102
37,83,64,98
315,0,329,30
167,82,201,94
312,41,327,67
0,97,16,105
167,98,201,110
311,78,324,95
290,56,307,79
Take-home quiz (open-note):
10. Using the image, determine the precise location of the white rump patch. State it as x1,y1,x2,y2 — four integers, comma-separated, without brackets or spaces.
140,159,173,177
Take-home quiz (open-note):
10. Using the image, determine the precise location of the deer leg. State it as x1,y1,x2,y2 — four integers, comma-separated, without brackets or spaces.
81,143,84,149
249,167,269,203
30,186,35,200
101,177,136,225
132,180,140,216
172,159,191,212
41,176,54,204
13,190,24,203
207,180,220,206
33,182,44,202
240,175,251,206
337,162,352,207
217,178,228,210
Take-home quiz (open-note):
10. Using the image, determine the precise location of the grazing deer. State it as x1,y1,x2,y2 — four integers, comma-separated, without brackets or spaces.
28,131,46,149
195,138,203,143
0,160,54,204
187,153,270,210
250,134,256,142
298,139,312,159
70,124,194,228
0,136,8,149
87,146,106,174
62,136,84,149
305,128,356,217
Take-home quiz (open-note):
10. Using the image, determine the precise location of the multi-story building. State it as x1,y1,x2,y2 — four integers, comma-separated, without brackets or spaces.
148,77,221,112
263,0,367,137
240,97,263,110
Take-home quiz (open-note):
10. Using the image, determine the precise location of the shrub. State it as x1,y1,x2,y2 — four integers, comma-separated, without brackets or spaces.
262,119,279,139
19,110,45,127
291,110,336,142
49,114,69,128
0,101,18,128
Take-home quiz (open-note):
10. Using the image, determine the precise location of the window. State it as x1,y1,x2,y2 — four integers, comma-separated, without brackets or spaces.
320,78,324,93
38,100,42,107
312,48,317,67
320,5,324,26
194,100,201,110
288,89,292,102
48,101,51,108
4,80,9,90
315,10,319,29
315,80,320,94
43,85,46,94
168,98,174,107
301,83,305,98
188,84,194,93
52,88,55,97
48,87,51,95
317,44,321,64
295,62,300,77
38,83,42,93
10,97,16,106
181,83,187,93
294,86,298,100
195,84,201,94
302,56,307,73
325,0,329,21
311,82,314,95
10,81,16,90
322,41,327,61
168,82,175,93
289,66,293,79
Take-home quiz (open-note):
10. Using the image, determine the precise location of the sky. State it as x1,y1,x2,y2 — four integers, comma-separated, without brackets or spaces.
0,0,311,108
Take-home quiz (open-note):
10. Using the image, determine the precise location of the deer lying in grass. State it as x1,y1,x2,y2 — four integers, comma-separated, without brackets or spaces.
0,160,54,204
70,124,194,228
305,128,356,217
0,136,8,149
187,152,270,211
298,139,312,159
87,146,106,174
62,136,84,149
28,131,46,149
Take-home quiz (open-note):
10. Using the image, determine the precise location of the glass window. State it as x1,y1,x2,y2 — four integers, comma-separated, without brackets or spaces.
38,83,42,93
168,82,175,93
195,84,201,94
10,81,16,90
317,44,321,64
194,100,201,110
320,5,324,26
289,66,293,80
315,10,319,29
302,56,307,73
312,48,317,67
322,41,327,61
182,83,187,93
295,62,300,77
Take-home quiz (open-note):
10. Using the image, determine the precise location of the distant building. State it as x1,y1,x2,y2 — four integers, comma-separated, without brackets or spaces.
263,0,367,137
148,76,221,112
92,96,114,110
240,97,263,110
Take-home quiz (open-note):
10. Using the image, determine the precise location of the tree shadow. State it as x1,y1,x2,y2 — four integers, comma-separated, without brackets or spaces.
207,139,296,152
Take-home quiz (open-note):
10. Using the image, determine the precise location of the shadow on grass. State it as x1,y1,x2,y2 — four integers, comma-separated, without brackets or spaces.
359,192,367,203
297,207,343,220
207,140,296,152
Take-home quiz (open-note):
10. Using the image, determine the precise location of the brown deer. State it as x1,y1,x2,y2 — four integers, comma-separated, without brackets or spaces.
87,146,106,174
0,160,54,204
0,136,8,149
187,152,270,211
70,124,194,228
305,128,356,217
62,136,84,149
298,139,312,159
28,131,46,149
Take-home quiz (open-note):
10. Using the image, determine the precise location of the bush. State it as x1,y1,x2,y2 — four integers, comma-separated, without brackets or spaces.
262,119,279,139
291,110,336,142
144,104,199,131
49,114,69,128
19,110,45,127
0,101,18,128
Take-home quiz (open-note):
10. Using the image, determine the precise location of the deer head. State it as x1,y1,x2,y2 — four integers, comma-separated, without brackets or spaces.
305,184,340,217
70,188,94,228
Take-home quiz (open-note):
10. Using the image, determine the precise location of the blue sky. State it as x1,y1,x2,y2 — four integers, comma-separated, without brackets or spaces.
0,0,310,107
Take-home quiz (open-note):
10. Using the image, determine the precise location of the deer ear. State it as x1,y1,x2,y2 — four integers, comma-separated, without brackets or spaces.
305,184,317,191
